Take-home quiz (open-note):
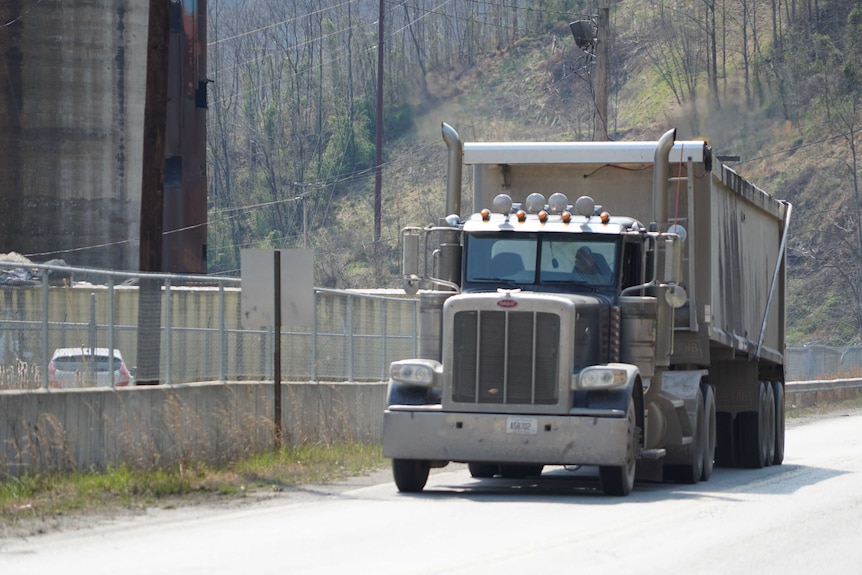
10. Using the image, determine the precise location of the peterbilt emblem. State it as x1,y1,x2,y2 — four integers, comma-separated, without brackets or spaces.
497,298,518,308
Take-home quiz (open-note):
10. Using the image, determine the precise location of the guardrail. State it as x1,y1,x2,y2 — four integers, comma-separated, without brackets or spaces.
785,377,862,408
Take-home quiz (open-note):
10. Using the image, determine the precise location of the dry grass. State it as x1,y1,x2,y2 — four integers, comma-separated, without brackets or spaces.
0,382,387,537
0,360,40,390
0,441,386,537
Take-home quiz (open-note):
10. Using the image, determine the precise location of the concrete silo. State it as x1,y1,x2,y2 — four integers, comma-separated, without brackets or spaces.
0,1,207,273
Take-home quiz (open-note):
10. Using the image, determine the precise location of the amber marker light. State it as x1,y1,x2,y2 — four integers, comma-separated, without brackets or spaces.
481,208,491,221
600,211,610,224
516,209,526,222
538,210,548,223
562,211,572,224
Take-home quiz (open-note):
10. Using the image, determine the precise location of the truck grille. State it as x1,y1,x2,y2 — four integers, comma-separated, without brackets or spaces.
451,310,559,405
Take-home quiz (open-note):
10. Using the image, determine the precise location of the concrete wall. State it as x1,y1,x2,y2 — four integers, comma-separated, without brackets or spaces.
0,382,387,477
1,379,859,478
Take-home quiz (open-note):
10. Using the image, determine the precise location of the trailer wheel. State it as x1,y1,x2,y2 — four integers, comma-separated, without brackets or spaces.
599,394,638,496
771,381,785,465
392,459,430,492
714,411,734,467
739,381,770,469
701,383,716,481
764,383,776,466
468,463,499,478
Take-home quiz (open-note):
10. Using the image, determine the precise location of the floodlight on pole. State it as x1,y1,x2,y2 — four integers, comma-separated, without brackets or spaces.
569,20,597,51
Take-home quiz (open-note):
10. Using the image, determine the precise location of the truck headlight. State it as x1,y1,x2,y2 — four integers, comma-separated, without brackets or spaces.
390,360,439,386
578,367,627,390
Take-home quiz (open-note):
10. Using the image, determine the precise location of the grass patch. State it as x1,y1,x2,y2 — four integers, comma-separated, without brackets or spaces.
0,442,386,524
786,394,862,420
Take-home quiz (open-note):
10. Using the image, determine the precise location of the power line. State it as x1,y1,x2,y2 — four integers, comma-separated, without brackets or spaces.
0,0,44,28
208,0,357,47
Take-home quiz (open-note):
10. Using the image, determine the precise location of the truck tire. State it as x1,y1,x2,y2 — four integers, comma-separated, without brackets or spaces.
701,383,717,481
715,411,735,467
468,463,499,478
737,410,764,468
739,381,771,469
599,394,638,496
764,383,776,466
392,459,430,492
772,381,785,465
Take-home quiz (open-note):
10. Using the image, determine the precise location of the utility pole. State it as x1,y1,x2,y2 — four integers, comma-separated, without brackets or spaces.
373,0,385,282
294,188,308,249
594,0,610,141
374,0,384,244
137,0,170,385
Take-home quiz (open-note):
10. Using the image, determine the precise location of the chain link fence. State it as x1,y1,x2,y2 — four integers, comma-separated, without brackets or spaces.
784,345,862,381
2,260,856,389
0,260,418,390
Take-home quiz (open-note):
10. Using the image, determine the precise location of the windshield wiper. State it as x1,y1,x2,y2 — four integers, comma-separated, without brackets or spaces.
542,278,591,286
472,277,522,287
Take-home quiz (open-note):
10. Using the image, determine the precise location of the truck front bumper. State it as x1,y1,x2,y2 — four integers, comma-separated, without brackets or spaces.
383,405,630,466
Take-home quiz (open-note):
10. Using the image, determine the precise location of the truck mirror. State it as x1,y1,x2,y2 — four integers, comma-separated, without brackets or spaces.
402,229,420,277
662,235,682,285
401,229,421,295
664,284,687,308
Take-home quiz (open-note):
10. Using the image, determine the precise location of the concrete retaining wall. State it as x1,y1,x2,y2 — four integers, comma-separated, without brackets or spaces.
1,379,860,478
0,382,386,477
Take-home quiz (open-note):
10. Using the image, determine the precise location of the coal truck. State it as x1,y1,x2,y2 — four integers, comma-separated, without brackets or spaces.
383,123,791,495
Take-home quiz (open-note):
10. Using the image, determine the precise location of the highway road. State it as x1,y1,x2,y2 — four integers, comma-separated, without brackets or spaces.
2,412,861,575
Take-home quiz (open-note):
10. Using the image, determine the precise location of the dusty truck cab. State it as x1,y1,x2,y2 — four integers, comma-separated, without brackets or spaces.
383,123,791,495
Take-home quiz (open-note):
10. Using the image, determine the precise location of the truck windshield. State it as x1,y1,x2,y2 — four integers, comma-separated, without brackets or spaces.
464,233,618,288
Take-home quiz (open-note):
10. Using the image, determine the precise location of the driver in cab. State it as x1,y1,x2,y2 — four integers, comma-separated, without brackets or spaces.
573,246,609,284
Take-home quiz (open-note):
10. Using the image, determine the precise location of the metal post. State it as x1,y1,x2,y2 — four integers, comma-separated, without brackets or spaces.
218,281,226,381
311,289,318,382
108,277,115,386
381,300,388,380
164,279,172,385
41,271,49,389
413,298,419,357
89,292,97,352
273,250,283,448
347,294,355,382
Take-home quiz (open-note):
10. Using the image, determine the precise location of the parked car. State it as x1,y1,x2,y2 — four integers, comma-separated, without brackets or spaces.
47,347,132,388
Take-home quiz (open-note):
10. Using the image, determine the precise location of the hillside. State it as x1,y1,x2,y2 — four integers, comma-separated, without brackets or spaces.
207,1,862,347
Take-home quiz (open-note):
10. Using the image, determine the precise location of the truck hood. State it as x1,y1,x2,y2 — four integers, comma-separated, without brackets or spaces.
445,289,607,311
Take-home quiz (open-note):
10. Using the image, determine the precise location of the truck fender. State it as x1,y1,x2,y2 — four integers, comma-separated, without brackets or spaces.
573,365,645,438
657,370,708,445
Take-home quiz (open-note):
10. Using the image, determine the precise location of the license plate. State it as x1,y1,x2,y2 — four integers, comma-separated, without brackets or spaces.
506,416,538,435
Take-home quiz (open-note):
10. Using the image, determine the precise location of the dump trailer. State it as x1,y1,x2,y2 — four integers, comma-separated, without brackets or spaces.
383,123,791,495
